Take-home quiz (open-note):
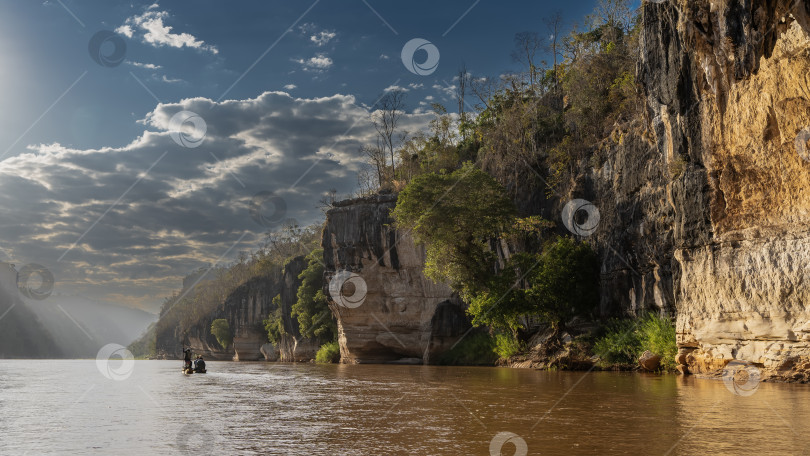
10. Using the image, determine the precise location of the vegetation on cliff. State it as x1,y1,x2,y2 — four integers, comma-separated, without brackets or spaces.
391,162,516,294
210,319,233,349
466,237,599,334
292,249,335,341
382,0,674,367
152,222,327,357
263,248,337,354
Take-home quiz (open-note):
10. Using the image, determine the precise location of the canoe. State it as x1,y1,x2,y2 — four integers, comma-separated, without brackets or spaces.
182,368,206,374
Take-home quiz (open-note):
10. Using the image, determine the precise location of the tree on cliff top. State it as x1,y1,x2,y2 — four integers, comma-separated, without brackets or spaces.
210,319,232,349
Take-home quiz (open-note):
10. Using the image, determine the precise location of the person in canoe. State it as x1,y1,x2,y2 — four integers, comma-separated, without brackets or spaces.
194,355,206,373
183,348,193,372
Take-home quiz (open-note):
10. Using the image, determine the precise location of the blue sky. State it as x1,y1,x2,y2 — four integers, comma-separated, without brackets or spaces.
0,0,610,310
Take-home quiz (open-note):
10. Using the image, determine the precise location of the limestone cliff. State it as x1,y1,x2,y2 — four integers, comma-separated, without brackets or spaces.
321,194,469,364
269,256,323,362
640,0,810,381
155,258,316,361
584,0,810,381
322,2,810,380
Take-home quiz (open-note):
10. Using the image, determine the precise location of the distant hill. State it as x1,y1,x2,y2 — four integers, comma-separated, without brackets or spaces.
0,263,156,358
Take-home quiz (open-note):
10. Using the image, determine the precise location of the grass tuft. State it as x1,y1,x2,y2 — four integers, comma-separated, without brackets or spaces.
315,341,340,364
592,313,677,370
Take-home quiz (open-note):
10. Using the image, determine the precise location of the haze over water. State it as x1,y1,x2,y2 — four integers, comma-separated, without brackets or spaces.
1,360,808,455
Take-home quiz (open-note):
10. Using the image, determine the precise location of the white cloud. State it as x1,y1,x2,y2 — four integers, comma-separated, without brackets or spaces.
408,83,424,90
432,83,455,97
379,54,390,60
116,5,218,54
384,85,408,92
0,92,431,310
127,61,162,70
283,84,297,90
293,53,333,72
310,30,336,46
117,25,134,38
161,75,184,83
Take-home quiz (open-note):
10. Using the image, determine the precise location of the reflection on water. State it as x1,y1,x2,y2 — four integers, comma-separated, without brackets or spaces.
0,360,808,455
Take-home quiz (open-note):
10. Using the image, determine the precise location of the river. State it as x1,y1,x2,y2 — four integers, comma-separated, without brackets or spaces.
0,360,808,455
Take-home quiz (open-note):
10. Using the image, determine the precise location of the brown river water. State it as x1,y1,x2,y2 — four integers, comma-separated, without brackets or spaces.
0,360,808,455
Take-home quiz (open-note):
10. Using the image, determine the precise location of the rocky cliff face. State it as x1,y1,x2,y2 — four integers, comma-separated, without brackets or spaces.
622,0,810,380
268,256,323,362
321,2,810,380
322,194,469,364
156,259,315,361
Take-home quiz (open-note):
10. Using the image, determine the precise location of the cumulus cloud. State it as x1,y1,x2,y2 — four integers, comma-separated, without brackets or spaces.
310,30,336,46
116,4,218,54
432,83,455,98
293,53,333,72
0,92,430,310
283,84,297,90
384,84,408,92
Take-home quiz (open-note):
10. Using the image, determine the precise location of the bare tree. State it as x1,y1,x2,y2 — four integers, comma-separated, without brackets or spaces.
511,32,542,91
456,64,469,124
544,12,564,95
371,90,406,182
591,0,633,31
317,188,338,214
471,76,497,112
356,165,376,196
361,144,387,187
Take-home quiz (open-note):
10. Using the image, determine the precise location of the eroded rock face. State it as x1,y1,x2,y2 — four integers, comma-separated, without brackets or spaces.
274,256,323,362
322,194,469,364
636,0,810,380
156,257,315,361
156,271,283,360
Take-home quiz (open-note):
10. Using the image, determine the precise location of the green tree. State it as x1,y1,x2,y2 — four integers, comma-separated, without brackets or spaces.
210,319,233,349
467,236,599,334
392,162,516,296
292,249,336,341
263,295,286,345
525,236,599,329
